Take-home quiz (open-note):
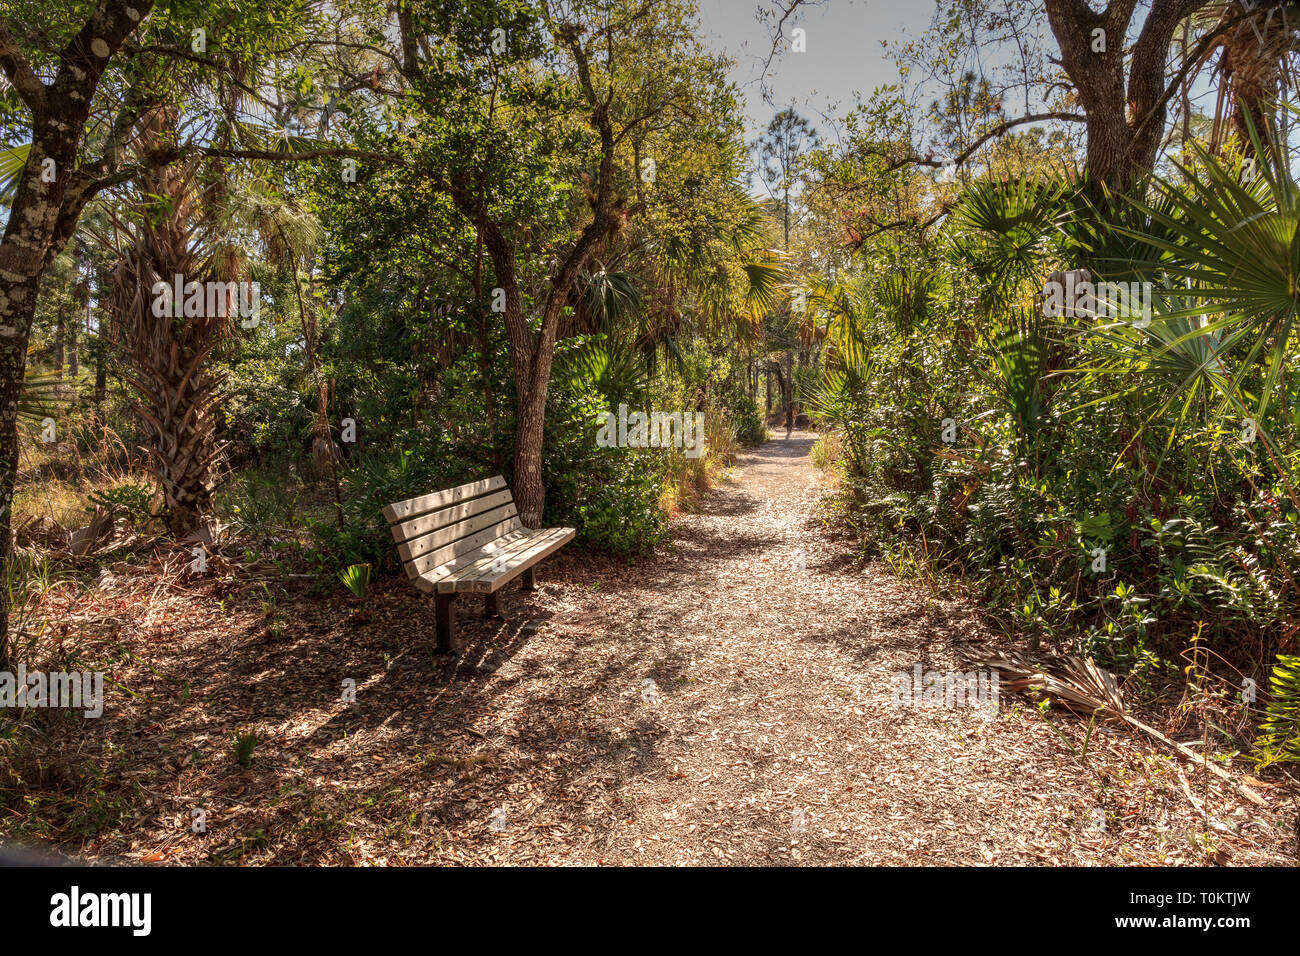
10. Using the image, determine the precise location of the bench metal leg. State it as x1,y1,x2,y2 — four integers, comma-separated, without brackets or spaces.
521,566,536,591
483,590,500,618
435,593,459,653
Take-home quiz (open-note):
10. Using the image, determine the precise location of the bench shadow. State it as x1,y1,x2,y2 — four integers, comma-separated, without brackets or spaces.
285,575,690,856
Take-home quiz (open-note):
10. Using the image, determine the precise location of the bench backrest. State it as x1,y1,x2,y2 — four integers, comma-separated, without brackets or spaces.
382,475,521,580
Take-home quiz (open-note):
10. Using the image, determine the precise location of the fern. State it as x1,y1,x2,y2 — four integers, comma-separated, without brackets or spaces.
1253,655,1300,769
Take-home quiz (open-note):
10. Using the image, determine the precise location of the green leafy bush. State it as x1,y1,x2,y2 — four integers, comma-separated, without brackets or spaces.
726,392,767,446
309,439,457,571
808,172,1300,683
542,385,669,555
86,481,154,524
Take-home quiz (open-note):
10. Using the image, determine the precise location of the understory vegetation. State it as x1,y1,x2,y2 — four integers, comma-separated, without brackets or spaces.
798,68,1300,771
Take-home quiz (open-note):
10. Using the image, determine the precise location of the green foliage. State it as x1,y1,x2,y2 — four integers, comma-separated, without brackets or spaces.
338,563,372,603
811,163,1300,685
224,351,315,463
86,482,154,523
948,176,1066,311
980,307,1053,452
217,467,304,540
559,335,652,412
11,0,781,602
570,455,669,555
0,143,30,203
230,729,260,769
542,386,669,555
1121,122,1300,423
310,442,458,571
1254,655,1300,769
726,391,766,446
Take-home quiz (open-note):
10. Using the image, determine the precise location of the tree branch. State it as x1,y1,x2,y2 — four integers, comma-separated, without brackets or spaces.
0,19,47,111
872,111,1087,173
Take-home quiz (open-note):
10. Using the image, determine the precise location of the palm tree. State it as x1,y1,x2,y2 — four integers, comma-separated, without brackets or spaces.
1125,120,1299,418
1197,2,1300,158
1094,113,1300,510
108,151,242,538
564,176,785,398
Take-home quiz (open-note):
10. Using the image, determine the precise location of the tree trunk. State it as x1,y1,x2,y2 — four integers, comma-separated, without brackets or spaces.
0,282,40,672
512,370,548,528
472,223,498,469
94,264,110,410
796,347,807,416
94,333,107,409
69,305,80,376
0,152,71,667
476,199,609,528
55,305,67,376
1045,0,1210,190
782,352,794,432
70,272,86,378
0,0,157,660
140,350,222,539
293,251,344,529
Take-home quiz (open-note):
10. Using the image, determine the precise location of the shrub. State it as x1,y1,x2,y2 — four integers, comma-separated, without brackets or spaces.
542,388,669,555
86,480,154,525
309,440,454,571
727,392,767,446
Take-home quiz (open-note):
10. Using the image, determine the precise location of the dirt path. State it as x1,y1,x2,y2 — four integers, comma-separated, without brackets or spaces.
404,431,1292,865
35,432,1294,865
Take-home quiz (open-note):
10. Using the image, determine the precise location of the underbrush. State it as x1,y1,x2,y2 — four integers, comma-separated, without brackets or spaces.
805,157,1300,768
811,342,1300,769
0,714,132,850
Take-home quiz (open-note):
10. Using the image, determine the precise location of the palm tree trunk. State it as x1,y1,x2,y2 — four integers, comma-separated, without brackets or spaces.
114,155,231,538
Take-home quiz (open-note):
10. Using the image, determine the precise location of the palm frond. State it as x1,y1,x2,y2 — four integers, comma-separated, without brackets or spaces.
0,142,31,205
1116,114,1300,419
558,334,652,411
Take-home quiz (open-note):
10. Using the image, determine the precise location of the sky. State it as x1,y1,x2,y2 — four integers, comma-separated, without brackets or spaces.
697,0,1226,153
695,0,939,143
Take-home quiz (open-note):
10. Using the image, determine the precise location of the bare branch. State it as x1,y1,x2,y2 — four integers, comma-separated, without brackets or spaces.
758,0,825,102
865,111,1087,173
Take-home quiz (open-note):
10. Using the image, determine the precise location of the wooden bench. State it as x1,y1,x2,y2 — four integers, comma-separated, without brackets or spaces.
382,475,574,652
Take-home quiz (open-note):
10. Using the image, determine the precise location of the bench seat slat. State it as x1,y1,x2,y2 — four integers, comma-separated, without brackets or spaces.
469,528,574,593
431,529,551,592
405,520,524,585
435,527,575,594
411,529,533,593
382,475,507,524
